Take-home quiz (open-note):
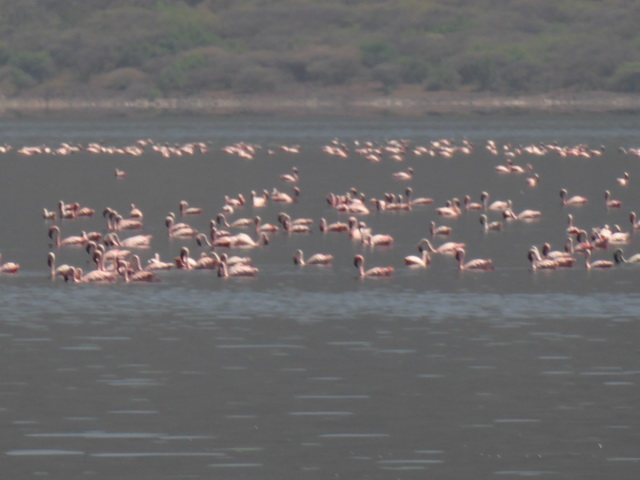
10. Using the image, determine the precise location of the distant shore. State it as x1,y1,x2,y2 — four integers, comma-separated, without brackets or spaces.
2,91,640,117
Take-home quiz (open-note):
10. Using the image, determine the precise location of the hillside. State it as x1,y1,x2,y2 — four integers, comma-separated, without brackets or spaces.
1,0,639,112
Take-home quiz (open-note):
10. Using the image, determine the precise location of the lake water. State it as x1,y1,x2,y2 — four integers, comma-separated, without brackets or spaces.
1,113,639,479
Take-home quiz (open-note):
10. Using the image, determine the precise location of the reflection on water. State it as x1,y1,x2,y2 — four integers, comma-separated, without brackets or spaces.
2,115,640,479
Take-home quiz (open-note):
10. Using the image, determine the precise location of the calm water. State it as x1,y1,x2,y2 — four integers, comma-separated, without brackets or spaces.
1,114,639,479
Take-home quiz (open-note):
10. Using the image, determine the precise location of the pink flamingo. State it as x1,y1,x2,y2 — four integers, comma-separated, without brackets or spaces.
604,190,622,208
293,249,333,266
430,221,451,237
479,214,502,231
455,248,495,271
392,167,413,181
560,188,588,206
404,244,431,268
405,187,433,206
271,186,300,204
107,232,152,249
217,261,258,278
527,249,557,270
464,195,484,211
502,208,542,222
0,253,19,273
353,254,394,278
481,191,511,212
251,190,270,208
436,199,462,217
617,172,630,186
280,166,299,182
47,252,72,280
48,226,89,247
216,213,254,229
254,216,280,233
179,200,203,216
363,231,394,247
526,173,540,187
69,265,119,284
129,204,143,219
420,238,466,256
146,252,174,271
318,218,349,233
583,249,615,269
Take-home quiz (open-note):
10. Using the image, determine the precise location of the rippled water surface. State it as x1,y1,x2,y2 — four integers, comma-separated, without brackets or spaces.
1,114,640,479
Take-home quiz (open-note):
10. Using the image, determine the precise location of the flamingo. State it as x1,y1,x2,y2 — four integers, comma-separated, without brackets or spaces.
560,188,588,206
604,190,622,208
630,211,640,230
217,261,258,278
526,173,540,187
165,215,198,238
348,217,370,241
479,214,502,231
353,254,394,278
318,218,349,233
278,212,313,227
42,208,57,220
613,248,640,265
120,255,159,282
282,218,312,234
113,214,143,231
219,253,252,267
216,213,253,229
617,172,630,186
404,244,431,268
179,200,203,216
68,266,119,284
129,204,143,219
405,187,433,206
503,208,542,222
0,253,20,274
293,249,333,266
280,166,299,182
436,199,462,217
192,252,221,270
392,167,413,180
363,231,394,247
464,195,484,211
251,190,270,207
175,246,198,270
430,221,451,237
47,251,72,279
254,216,279,233
107,232,152,249
212,230,269,248
455,248,495,271
48,226,89,247
583,249,615,269
527,249,557,270
540,243,576,267
420,238,466,256
271,186,300,204
566,214,581,235
607,226,631,245
146,252,174,270
481,192,511,212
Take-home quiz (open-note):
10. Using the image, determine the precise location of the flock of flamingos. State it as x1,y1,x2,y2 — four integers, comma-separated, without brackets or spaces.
1,135,639,283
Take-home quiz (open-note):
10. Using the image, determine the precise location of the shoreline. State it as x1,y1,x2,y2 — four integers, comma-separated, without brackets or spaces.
1,91,640,117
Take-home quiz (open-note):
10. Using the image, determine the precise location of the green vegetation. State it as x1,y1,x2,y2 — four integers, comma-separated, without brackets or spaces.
0,0,637,99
